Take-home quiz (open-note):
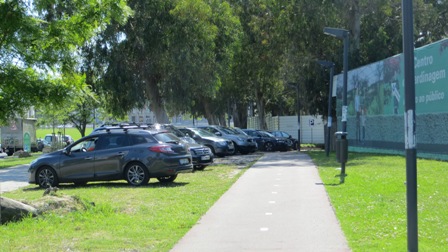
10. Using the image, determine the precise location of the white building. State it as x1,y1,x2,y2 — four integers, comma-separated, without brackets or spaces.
128,106,156,124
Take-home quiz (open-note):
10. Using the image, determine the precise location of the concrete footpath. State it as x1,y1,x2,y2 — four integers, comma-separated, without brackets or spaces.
171,151,351,252
0,165,29,193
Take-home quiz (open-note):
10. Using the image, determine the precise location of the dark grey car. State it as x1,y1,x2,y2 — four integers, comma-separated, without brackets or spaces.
28,129,193,188
178,127,235,157
198,125,257,154
150,131,214,170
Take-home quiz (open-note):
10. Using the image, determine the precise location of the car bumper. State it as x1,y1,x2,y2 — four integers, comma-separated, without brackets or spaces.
215,145,235,155
236,144,258,153
192,154,214,166
275,142,289,151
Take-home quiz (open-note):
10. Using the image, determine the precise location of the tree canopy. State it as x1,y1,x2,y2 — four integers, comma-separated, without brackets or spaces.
2,0,448,129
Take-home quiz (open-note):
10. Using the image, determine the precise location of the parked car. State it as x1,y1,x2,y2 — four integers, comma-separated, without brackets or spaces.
36,139,51,151
151,130,213,171
178,127,235,157
44,134,74,147
198,125,257,154
28,128,193,188
242,129,289,152
269,130,299,150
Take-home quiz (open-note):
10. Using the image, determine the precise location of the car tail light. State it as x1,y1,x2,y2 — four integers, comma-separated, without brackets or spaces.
149,145,175,154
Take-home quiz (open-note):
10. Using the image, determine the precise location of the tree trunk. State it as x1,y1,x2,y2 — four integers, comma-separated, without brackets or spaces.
348,0,360,51
146,76,169,123
218,114,227,127
202,98,217,125
255,91,267,130
232,101,248,128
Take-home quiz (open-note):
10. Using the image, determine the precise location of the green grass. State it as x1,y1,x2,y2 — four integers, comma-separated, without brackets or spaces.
36,127,93,141
0,154,41,169
0,163,252,251
3,150,447,251
308,151,448,251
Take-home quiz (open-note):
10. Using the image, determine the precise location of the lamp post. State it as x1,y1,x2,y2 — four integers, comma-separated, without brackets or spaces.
402,0,418,250
324,27,349,183
317,60,335,157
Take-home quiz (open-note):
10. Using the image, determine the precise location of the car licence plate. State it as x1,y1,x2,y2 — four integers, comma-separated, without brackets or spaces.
201,155,210,161
179,158,189,165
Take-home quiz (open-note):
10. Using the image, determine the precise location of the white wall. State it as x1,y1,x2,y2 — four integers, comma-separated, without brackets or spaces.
247,115,325,144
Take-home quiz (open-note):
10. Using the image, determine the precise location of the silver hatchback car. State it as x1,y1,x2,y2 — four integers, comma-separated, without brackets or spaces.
28,128,193,188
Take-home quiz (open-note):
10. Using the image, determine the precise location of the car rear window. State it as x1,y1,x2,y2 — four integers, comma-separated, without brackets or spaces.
129,134,157,145
152,132,180,143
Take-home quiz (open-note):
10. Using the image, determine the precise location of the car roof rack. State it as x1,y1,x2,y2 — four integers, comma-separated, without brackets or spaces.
92,122,157,133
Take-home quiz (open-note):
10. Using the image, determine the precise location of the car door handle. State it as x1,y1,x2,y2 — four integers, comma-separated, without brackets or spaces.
117,152,126,157
85,157,93,160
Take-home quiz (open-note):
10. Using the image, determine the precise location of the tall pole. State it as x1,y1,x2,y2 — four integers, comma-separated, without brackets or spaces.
340,31,349,181
402,0,418,251
318,60,335,157
324,27,350,183
297,84,301,151
328,65,334,156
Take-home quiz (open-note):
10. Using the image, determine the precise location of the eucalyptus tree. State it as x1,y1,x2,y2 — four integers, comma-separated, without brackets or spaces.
336,0,448,67
166,0,242,126
0,0,131,124
272,0,342,120
96,0,241,124
224,0,287,129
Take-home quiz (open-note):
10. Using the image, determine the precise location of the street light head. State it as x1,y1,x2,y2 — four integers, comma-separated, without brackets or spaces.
323,27,349,39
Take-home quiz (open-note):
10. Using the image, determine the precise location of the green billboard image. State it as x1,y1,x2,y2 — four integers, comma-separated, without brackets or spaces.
334,38,448,159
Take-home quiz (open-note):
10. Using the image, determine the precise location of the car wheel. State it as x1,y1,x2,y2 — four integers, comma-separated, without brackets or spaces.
124,162,150,186
37,166,59,188
206,145,216,155
157,175,178,183
294,141,299,150
264,142,274,152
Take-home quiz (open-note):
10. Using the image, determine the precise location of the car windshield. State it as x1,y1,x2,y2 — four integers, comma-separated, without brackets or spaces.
232,128,248,135
153,132,181,143
259,131,274,137
217,126,235,135
193,128,219,138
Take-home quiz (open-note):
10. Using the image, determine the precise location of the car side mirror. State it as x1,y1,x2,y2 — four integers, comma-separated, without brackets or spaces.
215,132,222,136
62,148,70,155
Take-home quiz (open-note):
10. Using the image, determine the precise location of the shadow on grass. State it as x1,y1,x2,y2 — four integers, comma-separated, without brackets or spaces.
315,173,347,186
23,181,189,191
315,182,343,186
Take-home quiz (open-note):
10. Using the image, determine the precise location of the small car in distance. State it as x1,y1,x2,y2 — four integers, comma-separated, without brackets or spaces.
198,125,257,155
269,130,299,150
44,134,74,146
29,128,193,188
242,129,289,152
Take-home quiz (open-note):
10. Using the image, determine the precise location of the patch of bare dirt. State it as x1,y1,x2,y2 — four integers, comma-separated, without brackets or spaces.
211,152,263,169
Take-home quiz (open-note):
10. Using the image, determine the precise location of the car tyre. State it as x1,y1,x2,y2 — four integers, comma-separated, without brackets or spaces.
264,142,274,152
157,175,178,183
37,166,59,188
125,162,150,186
